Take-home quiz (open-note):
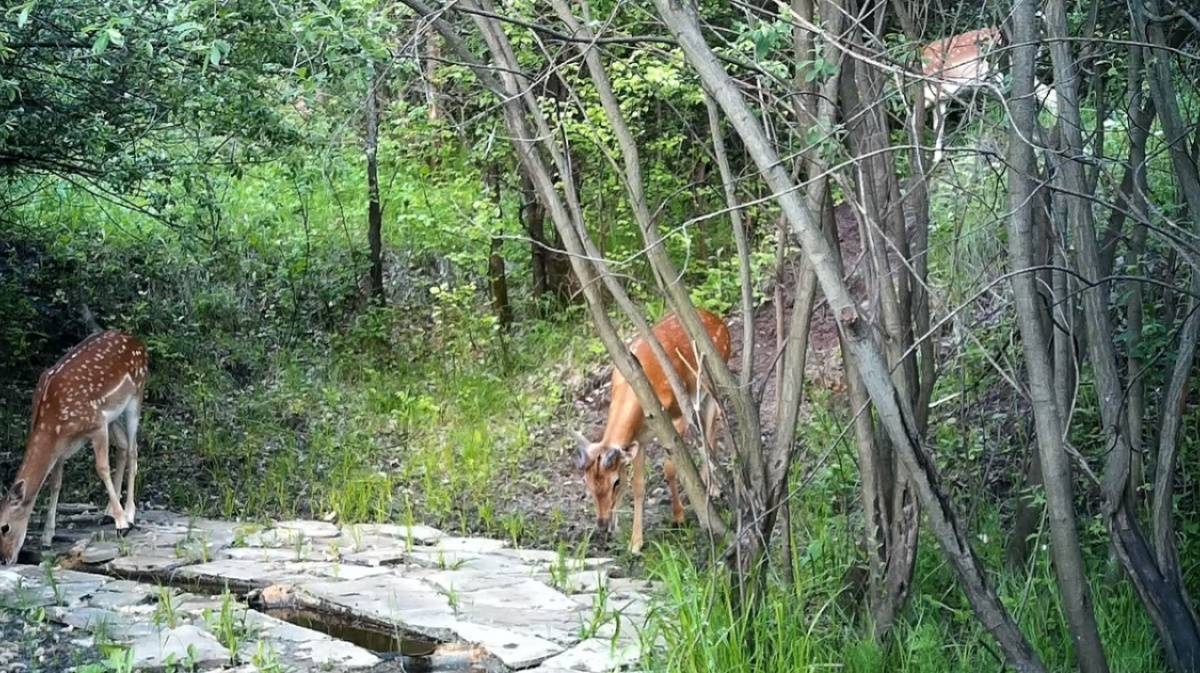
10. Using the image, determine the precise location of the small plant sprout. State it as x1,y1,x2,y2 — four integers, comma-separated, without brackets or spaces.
579,585,613,640
549,542,573,593
153,585,182,629
251,641,284,673
206,589,252,664
41,559,63,605
293,531,306,561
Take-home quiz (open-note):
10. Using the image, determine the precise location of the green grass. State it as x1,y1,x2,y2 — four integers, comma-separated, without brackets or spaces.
640,504,1161,673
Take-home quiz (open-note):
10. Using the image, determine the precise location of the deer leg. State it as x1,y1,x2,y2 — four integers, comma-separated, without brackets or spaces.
933,101,948,164
122,400,140,526
629,446,647,555
663,459,684,524
107,423,128,521
41,460,65,548
92,426,129,532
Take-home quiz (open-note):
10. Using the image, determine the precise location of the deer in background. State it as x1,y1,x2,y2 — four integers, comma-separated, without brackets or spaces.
573,309,731,554
919,26,1059,162
0,330,148,564
920,26,1003,163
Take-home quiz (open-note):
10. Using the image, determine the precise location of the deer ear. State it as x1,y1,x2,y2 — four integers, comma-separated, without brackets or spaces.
573,432,593,470
624,441,641,461
7,479,26,503
601,447,623,470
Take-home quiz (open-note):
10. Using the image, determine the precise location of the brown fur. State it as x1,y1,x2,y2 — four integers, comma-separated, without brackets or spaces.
575,309,732,553
921,27,1002,161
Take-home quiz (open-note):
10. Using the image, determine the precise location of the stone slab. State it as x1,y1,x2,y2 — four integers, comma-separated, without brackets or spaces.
347,523,444,544
455,606,585,646
89,589,152,610
539,638,640,673
298,575,459,641
433,536,509,554
108,553,191,575
130,624,230,669
275,520,340,539
460,578,579,612
453,621,564,669
298,638,381,668
243,610,380,669
82,542,121,564
424,568,529,594
342,548,410,567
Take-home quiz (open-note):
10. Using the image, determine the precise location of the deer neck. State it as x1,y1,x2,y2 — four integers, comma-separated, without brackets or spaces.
11,431,60,506
599,384,645,448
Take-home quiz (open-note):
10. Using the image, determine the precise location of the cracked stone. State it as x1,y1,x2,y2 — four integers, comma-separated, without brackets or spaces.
129,624,230,669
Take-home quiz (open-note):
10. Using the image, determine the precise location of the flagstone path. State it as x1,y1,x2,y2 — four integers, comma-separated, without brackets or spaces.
0,506,651,672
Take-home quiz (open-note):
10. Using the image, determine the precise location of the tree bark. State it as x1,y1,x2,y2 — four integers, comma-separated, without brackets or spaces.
1120,46,1154,512
365,61,384,304
520,169,550,303
836,21,920,637
651,2,1046,670
485,162,512,330
1007,4,1110,670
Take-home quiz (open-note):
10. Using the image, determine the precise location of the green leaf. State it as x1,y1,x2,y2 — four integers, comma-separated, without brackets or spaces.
106,27,124,47
209,42,222,66
92,30,110,54
16,2,33,28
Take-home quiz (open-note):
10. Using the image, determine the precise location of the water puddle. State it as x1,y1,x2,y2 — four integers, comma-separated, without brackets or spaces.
263,606,437,655
263,607,492,671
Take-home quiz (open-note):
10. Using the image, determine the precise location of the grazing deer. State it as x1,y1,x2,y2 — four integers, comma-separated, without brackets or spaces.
921,27,1003,163
573,309,732,554
0,331,148,564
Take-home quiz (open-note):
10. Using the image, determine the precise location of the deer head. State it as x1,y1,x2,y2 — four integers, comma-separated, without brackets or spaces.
0,480,32,565
573,430,639,534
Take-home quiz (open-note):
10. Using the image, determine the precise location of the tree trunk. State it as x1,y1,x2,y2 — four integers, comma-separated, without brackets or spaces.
1006,4,1110,670
485,162,512,330
836,20,921,637
365,61,384,304
520,170,549,302
1134,1,1200,666
425,32,441,123
1121,45,1154,513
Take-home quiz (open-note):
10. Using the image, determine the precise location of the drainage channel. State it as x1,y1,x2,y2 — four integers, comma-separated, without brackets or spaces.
261,606,491,672
67,565,497,672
